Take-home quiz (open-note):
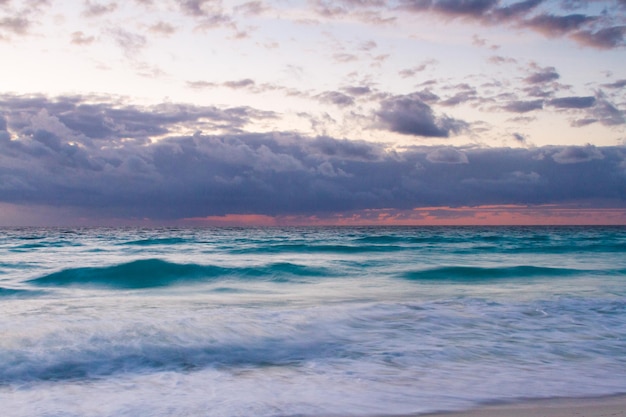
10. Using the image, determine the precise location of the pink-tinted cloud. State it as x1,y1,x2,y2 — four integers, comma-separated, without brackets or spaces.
182,205,626,226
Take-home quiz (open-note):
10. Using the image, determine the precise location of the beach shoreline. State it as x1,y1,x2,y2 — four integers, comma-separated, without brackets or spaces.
410,394,626,417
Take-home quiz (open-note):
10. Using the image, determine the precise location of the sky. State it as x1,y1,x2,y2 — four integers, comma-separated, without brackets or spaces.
0,0,625,226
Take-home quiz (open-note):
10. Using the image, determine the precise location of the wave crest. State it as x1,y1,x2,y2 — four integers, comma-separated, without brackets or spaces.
401,265,589,281
29,259,330,289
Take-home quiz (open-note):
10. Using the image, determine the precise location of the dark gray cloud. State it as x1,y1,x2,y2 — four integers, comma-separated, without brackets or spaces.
316,91,355,107
426,147,469,164
592,97,626,126
174,0,234,32
513,132,527,144
524,66,560,84
503,99,544,113
395,0,622,49
177,0,217,17
1,95,624,222
552,145,604,164
440,85,478,106
343,86,372,96
377,93,467,137
602,79,626,89
400,0,498,17
0,94,276,143
572,26,626,49
433,0,499,18
525,13,594,35
548,96,596,108
491,0,543,20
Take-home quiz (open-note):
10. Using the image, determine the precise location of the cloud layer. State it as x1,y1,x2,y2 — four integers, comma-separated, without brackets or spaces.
1,95,624,223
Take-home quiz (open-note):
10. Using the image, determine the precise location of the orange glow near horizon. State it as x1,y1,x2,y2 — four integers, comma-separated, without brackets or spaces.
183,205,626,227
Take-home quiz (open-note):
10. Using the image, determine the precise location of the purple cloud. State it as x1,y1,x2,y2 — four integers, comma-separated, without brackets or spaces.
548,96,596,109
524,67,560,84
572,26,626,49
426,147,469,164
503,100,544,113
525,13,595,35
377,94,467,137
0,94,625,221
552,145,604,164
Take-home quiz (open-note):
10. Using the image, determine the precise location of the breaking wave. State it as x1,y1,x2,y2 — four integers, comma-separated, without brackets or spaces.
29,259,332,289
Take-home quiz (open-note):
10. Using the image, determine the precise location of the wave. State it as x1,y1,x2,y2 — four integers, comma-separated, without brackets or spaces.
28,259,331,289
400,265,593,281
0,287,44,298
227,238,626,256
0,331,340,384
10,240,83,250
230,243,407,254
121,237,191,246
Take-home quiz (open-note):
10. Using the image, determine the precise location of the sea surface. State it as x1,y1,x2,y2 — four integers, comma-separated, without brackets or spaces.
1,226,625,417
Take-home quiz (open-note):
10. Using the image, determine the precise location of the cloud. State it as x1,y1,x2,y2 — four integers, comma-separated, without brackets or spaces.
177,0,219,17
433,0,499,18
488,55,517,65
0,94,277,143
70,31,96,45
234,1,268,16
187,80,217,89
82,1,118,18
1,95,625,223
572,26,626,49
0,16,30,37
426,147,469,164
395,0,622,49
316,91,355,107
376,93,468,137
223,79,256,89
106,27,147,58
439,85,478,106
490,0,543,20
525,13,594,35
399,60,437,78
524,66,560,84
149,21,177,36
332,52,359,63
342,86,372,96
591,97,626,126
548,96,596,109
175,0,233,31
513,132,527,144
602,79,626,89
552,145,604,164
503,99,544,113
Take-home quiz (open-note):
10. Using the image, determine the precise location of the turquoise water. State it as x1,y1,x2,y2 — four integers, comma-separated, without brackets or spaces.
1,226,625,416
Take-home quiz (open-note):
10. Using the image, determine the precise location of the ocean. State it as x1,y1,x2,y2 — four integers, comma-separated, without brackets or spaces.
1,226,625,417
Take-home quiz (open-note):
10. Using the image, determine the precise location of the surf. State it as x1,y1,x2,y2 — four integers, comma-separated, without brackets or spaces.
28,258,333,289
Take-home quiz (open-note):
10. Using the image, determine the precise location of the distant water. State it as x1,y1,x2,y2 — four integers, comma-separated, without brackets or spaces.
1,226,625,417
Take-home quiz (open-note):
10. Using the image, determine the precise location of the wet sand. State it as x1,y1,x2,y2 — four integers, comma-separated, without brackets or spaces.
416,394,626,417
